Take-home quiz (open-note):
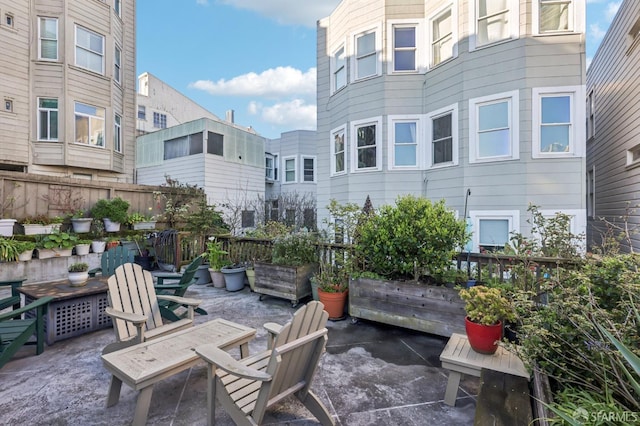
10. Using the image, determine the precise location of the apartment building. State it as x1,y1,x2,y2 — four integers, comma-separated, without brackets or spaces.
0,0,136,182
586,0,640,252
317,0,587,250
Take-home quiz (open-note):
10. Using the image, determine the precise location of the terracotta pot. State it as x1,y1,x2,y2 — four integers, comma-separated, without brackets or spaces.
465,317,503,354
317,289,348,320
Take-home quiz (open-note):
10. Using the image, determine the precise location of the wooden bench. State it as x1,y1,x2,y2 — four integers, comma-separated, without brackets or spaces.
474,369,532,425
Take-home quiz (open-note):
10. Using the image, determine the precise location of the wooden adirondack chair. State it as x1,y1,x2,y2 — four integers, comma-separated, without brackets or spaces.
103,263,202,354
196,301,334,426
154,254,208,321
0,295,53,369
88,246,134,277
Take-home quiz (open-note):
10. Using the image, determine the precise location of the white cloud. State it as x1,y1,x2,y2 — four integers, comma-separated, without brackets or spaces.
605,2,621,22
589,23,606,43
216,0,341,27
189,66,316,98
249,99,316,129
196,0,209,5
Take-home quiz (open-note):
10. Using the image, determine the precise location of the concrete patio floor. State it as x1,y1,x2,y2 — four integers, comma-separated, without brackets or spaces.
0,282,478,425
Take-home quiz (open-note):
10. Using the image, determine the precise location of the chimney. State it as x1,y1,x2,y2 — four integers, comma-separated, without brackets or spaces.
225,109,234,123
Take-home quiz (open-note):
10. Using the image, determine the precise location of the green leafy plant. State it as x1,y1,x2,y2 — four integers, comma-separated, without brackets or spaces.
184,198,228,238
459,285,516,326
312,262,349,293
272,231,318,266
0,237,21,261
21,214,63,225
153,176,203,228
68,262,89,272
90,197,130,224
16,240,36,253
124,212,153,225
206,238,229,270
40,231,78,250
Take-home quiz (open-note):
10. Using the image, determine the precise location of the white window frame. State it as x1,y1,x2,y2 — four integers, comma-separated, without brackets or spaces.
351,116,383,173
351,24,382,82
330,43,347,95
75,25,105,74
301,155,317,183
138,105,146,120
114,113,122,153
387,115,422,170
114,44,121,84
114,0,121,17
5,13,14,28
74,101,105,147
627,143,640,168
38,17,58,61
468,0,519,51
283,156,297,184
469,210,520,252
265,153,275,181
587,166,595,219
4,99,12,112
469,90,519,163
37,97,58,141
532,86,584,158
532,0,584,35
386,20,425,74
330,124,347,176
426,103,459,168
586,89,595,140
428,2,458,68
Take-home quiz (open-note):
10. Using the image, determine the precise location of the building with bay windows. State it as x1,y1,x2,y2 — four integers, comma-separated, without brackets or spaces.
317,0,587,250
0,0,136,181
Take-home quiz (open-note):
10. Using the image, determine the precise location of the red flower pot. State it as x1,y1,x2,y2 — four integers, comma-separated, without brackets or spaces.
465,317,503,354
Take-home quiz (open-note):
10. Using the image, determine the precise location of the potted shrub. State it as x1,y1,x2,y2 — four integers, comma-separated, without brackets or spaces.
89,219,106,253
69,210,93,233
38,231,78,258
459,286,516,354
206,238,228,288
126,212,157,230
254,231,318,306
349,195,470,337
220,243,246,292
16,240,36,261
314,262,349,320
91,197,130,232
68,262,89,287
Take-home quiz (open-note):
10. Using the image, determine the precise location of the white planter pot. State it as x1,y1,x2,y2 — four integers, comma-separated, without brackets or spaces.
133,221,156,230
103,218,121,232
71,218,93,233
75,244,91,256
52,248,73,257
0,218,16,236
91,240,106,253
18,249,33,261
68,271,89,287
36,248,55,259
22,223,61,235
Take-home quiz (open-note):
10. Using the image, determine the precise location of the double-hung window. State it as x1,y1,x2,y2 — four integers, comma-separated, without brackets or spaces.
75,26,105,74
352,26,381,81
534,0,579,34
532,86,583,158
38,17,58,60
114,45,121,84
37,98,58,141
586,90,595,140
114,0,121,17
331,45,346,93
469,91,519,163
393,26,416,72
427,103,458,167
153,112,167,129
471,0,516,50
388,116,419,169
284,157,296,183
351,117,382,172
137,105,146,120
265,154,275,180
114,114,122,153
302,156,316,182
469,210,520,252
74,102,105,147
331,125,346,176
430,5,455,66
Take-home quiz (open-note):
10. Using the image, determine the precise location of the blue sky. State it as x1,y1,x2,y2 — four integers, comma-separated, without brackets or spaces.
137,0,620,139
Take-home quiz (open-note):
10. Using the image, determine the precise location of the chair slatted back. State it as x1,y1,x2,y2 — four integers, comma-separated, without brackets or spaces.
102,246,135,277
107,263,164,342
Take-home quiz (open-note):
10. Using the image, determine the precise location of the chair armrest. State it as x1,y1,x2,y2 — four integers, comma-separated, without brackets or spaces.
263,322,283,349
157,294,201,307
0,296,20,311
0,296,54,321
154,283,184,291
87,267,102,278
104,307,147,325
155,272,183,285
196,344,272,381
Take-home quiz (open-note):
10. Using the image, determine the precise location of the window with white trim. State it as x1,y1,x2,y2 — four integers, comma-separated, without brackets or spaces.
331,125,346,176
137,105,146,120
587,89,595,140
351,117,382,172
114,0,121,17
627,144,640,167
114,45,121,84
393,25,416,72
74,102,105,147
265,154,275,180
302,156,316,182
427,103,458,167
38,17,58,60
469,210,520,252
114,114,122,153
153,112,166,129
331,45,346,93
471,0,517,50
388,116,420,169
532,86,583,158
352,26,381,81
587,166,595,219
284,156,296,183
469,91,519,163
430,5,455,66
37,98,58,141
534,0,576,34
75,26,105,74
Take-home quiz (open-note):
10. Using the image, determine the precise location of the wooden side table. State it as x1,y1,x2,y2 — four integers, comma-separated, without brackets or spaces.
439,333,529,406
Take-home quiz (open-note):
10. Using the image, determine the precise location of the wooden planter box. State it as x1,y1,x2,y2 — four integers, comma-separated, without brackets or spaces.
253,262,317,306
349,277,466,337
